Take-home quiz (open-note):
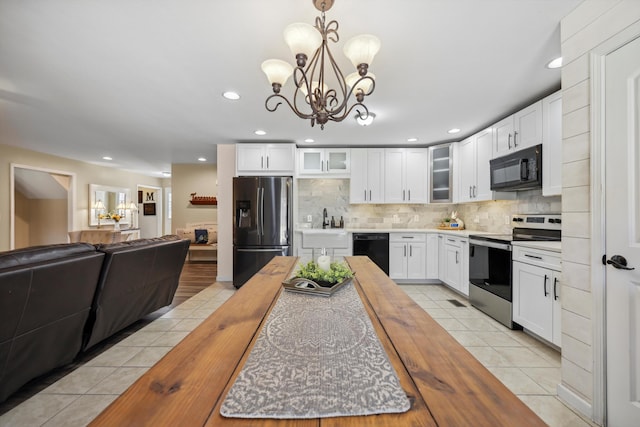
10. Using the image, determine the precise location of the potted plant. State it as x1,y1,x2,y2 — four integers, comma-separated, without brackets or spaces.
293,260,354,288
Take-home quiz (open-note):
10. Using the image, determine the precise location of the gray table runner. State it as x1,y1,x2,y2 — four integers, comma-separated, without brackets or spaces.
220,282,410,419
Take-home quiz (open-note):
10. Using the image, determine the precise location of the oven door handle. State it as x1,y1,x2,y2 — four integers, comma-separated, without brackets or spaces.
469,238,512,251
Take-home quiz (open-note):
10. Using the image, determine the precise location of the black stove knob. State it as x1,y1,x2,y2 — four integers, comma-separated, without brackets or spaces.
513,217,523,222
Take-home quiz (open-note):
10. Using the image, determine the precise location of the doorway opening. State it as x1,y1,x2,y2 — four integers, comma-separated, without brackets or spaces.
10,163,76,249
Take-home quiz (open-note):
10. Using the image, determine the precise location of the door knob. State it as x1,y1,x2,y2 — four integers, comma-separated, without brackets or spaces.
605,255,635,270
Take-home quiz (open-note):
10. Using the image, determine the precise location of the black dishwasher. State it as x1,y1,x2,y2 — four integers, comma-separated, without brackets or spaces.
352,233,389,275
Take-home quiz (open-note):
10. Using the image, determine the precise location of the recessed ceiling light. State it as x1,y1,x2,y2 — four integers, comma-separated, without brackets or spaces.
198,157,207,162
102,156,112,161
162,171,171,177
304,138,314,143
255,130,266,136
407,138,418,142
546,57,562,69
448,128,461,134
222,91,240,100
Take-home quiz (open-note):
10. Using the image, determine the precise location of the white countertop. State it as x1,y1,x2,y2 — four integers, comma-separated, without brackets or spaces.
511,240,562,252
295,227,494,238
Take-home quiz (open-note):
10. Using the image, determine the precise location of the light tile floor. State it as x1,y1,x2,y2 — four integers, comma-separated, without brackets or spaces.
0,283,597,427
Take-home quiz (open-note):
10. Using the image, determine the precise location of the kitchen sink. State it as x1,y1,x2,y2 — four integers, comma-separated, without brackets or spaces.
301,229,349,248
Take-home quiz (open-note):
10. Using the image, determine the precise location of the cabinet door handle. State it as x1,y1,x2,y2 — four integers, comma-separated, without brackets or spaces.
513,131,518,147
408,189,411,201
508,133,512,149
473,185,477,197
404,246,407,257
469,186,472,198
326,160,329,171
525,254,543,260
369,190,372,201
410,245,413,257
553,277,559,300
261,156,264,169
543,274,549,297
456,250,459,264
448,239,455,243
266,156,270,169
364,189,367,201
403,190,406,201
321,160,324,172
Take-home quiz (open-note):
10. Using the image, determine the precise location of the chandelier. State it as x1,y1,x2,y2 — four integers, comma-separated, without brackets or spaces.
261,0,381,129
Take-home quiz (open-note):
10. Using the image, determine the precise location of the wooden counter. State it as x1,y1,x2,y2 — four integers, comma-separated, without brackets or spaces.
90,256,546,426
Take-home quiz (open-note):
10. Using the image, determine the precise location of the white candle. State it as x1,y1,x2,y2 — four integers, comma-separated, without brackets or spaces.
317,255,331,271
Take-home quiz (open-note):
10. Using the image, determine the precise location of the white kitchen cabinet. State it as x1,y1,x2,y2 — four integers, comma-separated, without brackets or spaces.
426,233,439,280
429,144,453,203
457,129,495,202
512,245,561,346
437,235,446,282
493,101,543,158
384,148,429,204
389,233,426,280
542,90,562,196
350,148,385,203
298,148,350,176
442,235,469,296
236,143,295,175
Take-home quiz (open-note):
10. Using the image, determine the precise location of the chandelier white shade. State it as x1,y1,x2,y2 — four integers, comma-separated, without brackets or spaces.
343,35,381,71
261,0,380,129
346,72,375,95
261,59,294,87
283,23,323,61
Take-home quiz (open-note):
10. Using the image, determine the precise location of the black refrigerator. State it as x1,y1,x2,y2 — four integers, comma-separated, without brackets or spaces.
233,176,292,288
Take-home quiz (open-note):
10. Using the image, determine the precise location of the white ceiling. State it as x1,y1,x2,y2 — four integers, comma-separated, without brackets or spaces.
0,0,582,177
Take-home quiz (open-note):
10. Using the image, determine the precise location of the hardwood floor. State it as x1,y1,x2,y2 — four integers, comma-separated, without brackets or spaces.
0,260,218,415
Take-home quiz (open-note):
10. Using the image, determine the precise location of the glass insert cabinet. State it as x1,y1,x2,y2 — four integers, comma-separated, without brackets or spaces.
298,148,350,175
429,143,453,203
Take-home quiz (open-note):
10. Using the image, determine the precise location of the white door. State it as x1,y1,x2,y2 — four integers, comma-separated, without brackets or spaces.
605,34,640,426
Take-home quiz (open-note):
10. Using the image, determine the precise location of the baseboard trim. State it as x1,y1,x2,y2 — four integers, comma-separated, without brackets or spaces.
557,383,594,422
216,275,232,282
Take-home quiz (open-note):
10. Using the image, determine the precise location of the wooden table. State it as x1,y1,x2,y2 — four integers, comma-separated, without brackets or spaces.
90,256,546,426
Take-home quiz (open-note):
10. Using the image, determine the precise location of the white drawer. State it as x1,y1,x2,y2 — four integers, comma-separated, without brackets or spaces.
390,233,426,243
513,246,561,271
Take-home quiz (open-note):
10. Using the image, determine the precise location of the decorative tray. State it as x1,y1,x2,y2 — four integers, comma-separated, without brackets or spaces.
282,277,352,297
437,224,464,230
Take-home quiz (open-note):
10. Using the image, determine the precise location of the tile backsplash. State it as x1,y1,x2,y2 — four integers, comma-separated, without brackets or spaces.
297,179,561,234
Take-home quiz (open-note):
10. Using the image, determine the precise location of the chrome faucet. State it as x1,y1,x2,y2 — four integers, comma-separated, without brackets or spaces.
322,208,329,229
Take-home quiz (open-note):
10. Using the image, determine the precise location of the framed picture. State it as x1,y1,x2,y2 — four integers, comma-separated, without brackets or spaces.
143,203,156,216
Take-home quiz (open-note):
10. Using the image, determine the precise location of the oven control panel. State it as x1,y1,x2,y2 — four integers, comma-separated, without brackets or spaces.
512,214,561,230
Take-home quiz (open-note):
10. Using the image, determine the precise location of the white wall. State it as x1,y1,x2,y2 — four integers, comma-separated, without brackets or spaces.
559,0,640,422
216,144,235,282
0,143,163,251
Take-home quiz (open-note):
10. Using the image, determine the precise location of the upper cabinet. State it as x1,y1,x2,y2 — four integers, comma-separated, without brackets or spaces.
350,148,385,203
458,129,493,202
542,91,562,196
493,100,543,158
236,143,295,175
384,148,429,204
429,143,453,203
297,148,350,177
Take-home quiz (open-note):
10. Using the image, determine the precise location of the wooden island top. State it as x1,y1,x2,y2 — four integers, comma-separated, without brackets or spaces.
90,256,546,426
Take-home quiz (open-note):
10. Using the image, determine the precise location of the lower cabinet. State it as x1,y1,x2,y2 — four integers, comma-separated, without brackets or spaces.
442,236,469,296
389,233,426,280
512,246,561,346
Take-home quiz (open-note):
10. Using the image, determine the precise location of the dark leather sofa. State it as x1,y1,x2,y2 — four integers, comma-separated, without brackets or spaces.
0,243,105,402
0,236,190,402
84,236,190,350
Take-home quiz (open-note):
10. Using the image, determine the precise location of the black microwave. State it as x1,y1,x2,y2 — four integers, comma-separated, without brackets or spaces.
489,144,542,191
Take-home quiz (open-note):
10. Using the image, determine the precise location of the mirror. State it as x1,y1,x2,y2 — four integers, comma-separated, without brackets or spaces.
89,184,132,226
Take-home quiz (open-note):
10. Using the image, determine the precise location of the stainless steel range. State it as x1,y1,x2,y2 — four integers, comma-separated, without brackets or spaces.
468,214,561,329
